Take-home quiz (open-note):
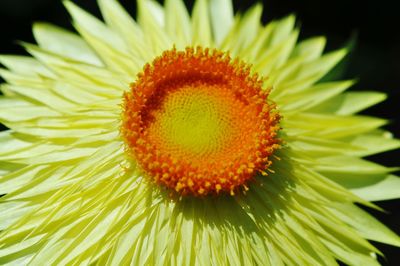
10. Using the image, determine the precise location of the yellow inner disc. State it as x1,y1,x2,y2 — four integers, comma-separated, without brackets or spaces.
148,83,236,160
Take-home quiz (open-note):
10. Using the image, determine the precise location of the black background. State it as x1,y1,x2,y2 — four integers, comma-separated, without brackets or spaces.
0,0,399,265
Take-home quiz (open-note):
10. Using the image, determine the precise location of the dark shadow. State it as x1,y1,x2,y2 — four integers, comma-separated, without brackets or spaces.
164,149,296,243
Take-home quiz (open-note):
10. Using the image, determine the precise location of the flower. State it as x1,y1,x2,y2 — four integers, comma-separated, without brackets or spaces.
0,0,399,265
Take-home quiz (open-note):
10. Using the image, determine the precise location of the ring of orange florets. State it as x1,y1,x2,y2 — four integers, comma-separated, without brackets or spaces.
122,47,280,196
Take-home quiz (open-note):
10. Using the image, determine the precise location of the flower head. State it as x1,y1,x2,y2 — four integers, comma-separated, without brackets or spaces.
0,0,399,265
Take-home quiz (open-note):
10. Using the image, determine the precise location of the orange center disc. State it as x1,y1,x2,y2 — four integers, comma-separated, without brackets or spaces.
122,47,280,196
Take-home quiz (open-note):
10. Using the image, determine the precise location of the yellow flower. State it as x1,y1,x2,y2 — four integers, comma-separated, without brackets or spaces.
0,0,399,265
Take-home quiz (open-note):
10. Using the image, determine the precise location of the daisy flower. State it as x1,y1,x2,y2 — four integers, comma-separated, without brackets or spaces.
1,0,399,265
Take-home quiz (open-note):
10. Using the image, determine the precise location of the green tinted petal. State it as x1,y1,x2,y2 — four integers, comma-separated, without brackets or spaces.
331,203,400,247
32,23,102,66
210,0,234,45
0,55,54,78
351,175,400,201
191,0,213,46
291,36,326,61
270,49,347,99
309,91,387,115
254,30,299,76
137,0,173,55
284,113,387,139
64,1,140,75
97,0,151,61
165,0,192,48
280,80,355,111
346,132,400,156
268,15,296,47
221,4,263,55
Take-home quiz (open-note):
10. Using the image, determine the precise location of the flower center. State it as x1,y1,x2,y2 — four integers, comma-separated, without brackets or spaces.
152,85,234,159
122,47,280,196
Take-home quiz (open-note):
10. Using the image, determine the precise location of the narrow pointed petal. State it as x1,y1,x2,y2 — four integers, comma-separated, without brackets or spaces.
191,0,213,46
32,23,102,66
210,0,234,45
